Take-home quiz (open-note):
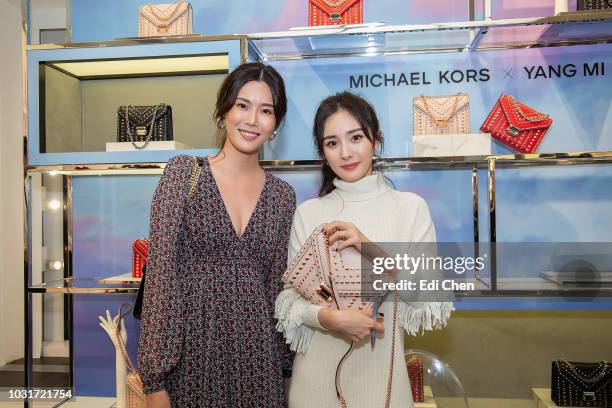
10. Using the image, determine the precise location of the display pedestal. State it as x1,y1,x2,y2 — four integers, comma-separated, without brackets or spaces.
532,388,559,407
411,133,492,157
106,140,190,151
415,386,436,407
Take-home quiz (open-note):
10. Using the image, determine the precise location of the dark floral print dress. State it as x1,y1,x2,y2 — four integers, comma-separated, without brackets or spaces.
138,154,295,407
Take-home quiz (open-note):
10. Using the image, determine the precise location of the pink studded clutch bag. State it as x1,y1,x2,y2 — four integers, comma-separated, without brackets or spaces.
282,224,372,310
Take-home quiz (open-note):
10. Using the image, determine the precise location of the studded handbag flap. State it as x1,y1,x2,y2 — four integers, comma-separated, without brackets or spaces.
551,359,612,407
282,224,373,311
132,239,148,278
117,104,173,149
138,1,193,37
498,94,552,132
308,0,363,26
577,0,612,10
406,356,425,403
480,94,552,154
413,93,470,136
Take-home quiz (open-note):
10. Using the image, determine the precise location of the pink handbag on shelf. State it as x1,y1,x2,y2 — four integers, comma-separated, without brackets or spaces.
413,93,470,136
138,1,193,37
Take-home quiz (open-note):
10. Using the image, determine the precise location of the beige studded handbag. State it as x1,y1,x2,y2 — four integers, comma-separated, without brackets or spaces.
138,1,193,37
282,224,373,311
413,93,470,136
282,225,397,408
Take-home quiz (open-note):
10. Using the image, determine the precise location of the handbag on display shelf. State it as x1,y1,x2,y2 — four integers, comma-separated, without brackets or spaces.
413,93,470,136
551,359,612,407
577,0,612,10
282,225,397,408
412,133,491,158
480,94,552,154
308,0,363,26
132,239,148,278
117,104,173,150
138,1,193,37
406,356,425,403
116,304,146,408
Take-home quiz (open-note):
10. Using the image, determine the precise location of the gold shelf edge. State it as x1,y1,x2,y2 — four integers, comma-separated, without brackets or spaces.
24,151,612,174
26,34,246,51
247,14,612,40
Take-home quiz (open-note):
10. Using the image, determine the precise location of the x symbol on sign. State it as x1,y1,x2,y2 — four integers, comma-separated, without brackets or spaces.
503,68,513,79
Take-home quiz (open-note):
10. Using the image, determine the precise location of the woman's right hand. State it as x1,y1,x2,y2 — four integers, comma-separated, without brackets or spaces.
146,390,171,408
318,307,384,343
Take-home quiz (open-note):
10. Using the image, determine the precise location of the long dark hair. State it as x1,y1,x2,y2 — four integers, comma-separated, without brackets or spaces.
313,92,384,197
214,62,287,145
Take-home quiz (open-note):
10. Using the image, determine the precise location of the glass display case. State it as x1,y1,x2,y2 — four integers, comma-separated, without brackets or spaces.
26,38,244,165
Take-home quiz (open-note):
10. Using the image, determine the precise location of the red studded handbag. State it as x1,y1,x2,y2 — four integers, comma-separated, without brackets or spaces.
308,0,363,26
132,239,148,278
406,356,425,402
480,94,552,154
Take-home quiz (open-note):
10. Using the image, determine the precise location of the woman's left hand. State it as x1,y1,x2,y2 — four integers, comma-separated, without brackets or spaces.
323,221,371,252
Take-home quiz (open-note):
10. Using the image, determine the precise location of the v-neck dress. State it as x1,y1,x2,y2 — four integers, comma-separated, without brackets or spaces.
138,154,296,407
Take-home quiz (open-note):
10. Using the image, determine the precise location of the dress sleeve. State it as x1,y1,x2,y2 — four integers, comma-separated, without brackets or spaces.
398,197,454,336
137,155,191,394
267,184,297,376
274,205,326,354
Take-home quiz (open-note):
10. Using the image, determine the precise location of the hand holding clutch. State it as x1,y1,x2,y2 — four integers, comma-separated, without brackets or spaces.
282,224,373,311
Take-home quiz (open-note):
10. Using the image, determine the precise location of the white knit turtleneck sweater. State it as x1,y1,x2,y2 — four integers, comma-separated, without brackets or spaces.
275,172,454,408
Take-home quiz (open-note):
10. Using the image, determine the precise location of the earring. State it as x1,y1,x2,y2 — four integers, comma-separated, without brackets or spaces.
270,130,277,141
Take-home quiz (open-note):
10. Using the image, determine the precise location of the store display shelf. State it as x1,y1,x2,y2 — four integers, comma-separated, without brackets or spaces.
247,12,612,61
26,34,247,51
28,277,139,294
26,39,243,166
24,150,612,175
452,277,612,297
30,275,608,298
97,272,142,285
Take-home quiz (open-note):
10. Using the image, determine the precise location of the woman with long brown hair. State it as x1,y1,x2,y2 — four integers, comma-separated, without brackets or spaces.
138,62,295,408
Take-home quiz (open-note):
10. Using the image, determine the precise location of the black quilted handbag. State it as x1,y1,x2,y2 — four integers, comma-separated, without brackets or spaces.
117,104,173,149
577,0,612,10
551,359,612,407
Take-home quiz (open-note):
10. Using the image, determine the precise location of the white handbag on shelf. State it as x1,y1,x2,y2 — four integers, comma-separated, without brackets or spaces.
138,1,193,37
412,133,492,157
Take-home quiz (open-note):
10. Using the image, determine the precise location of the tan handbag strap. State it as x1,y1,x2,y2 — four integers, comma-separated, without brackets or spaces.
187,156,202,198
116,304,138,373
335,292,398,408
